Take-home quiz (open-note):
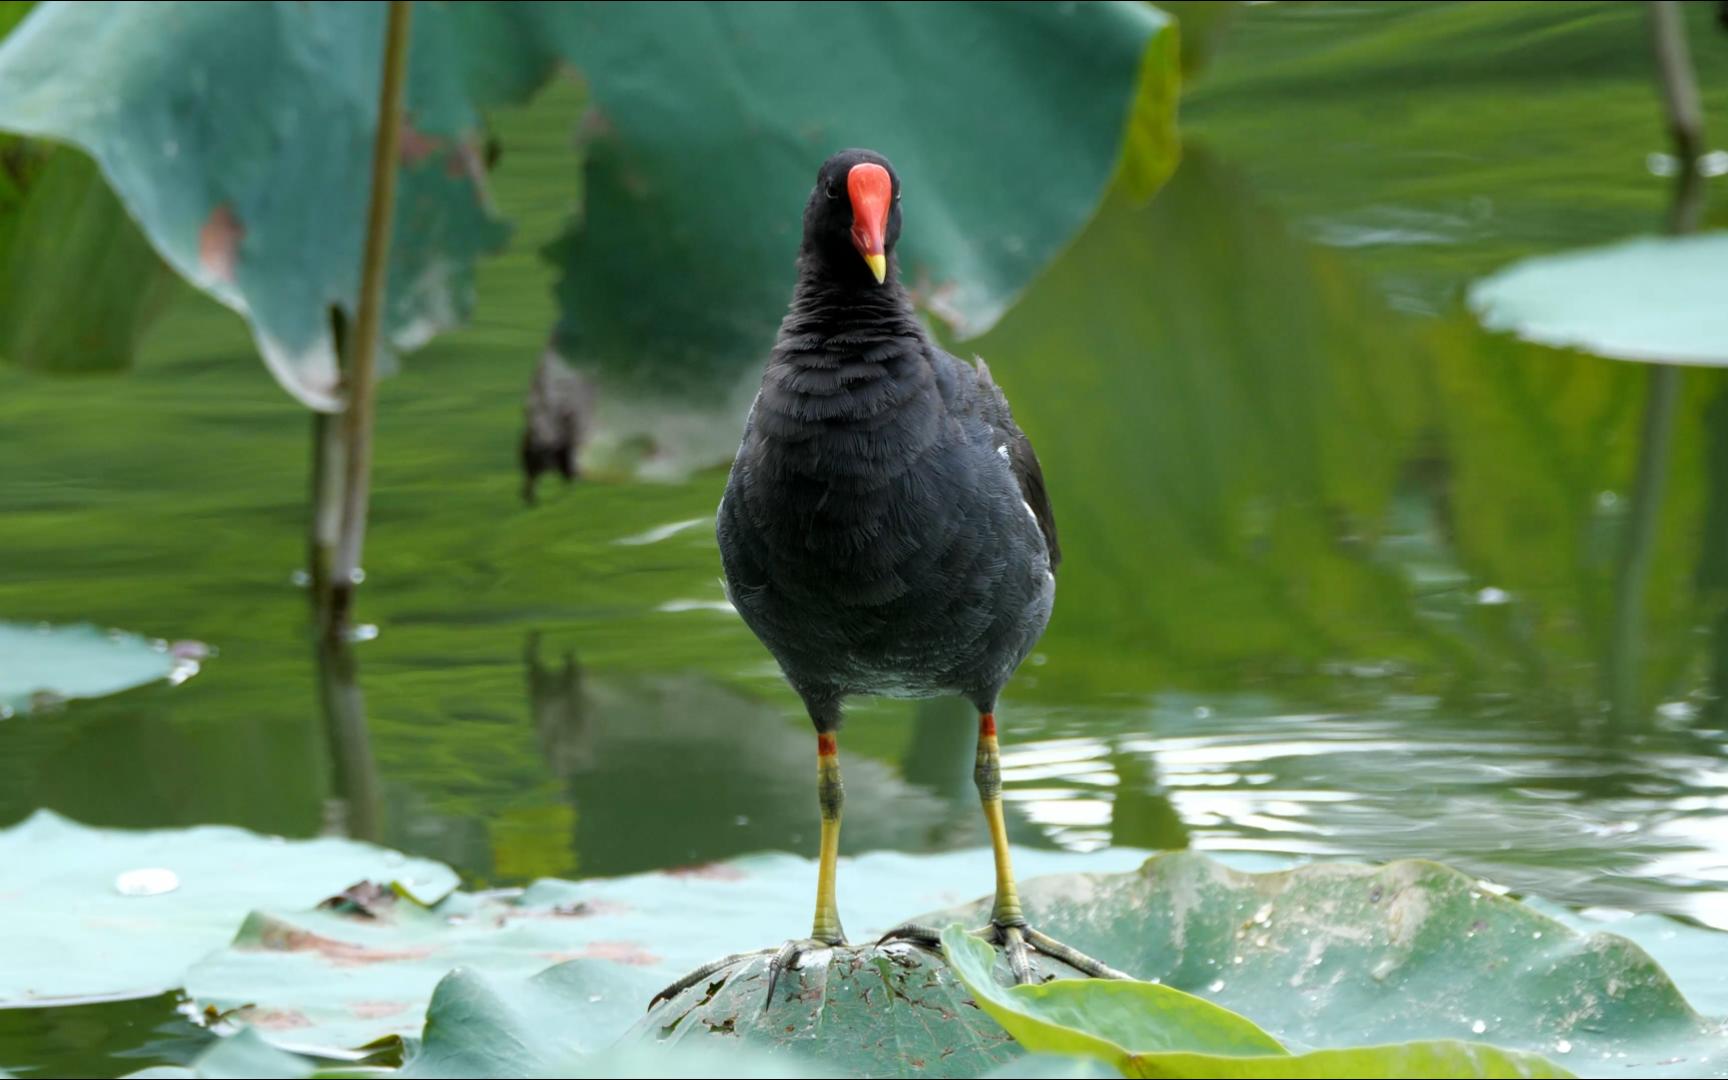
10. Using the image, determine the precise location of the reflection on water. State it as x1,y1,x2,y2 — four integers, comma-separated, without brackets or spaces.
315,631,382,842
519,637,1055,877
1000,697,1728,928
0,992,210,1080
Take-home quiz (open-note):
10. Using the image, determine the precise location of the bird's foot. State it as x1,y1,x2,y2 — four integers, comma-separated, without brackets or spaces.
648,934,847,1010
877,920,1130,985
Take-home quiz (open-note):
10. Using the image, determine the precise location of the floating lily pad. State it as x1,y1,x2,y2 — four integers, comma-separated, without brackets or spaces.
186,888,660,1056
1468,234,1728,365
180,844,1728,1080
918,852,1728,1078
184,845,1154,1054
0,621,189,715
0,810,456,1006
628,943,1024,1079
146,1021,827,1080
1532,898,1728,1019
941,926,1571,1079
15,815,1727,1080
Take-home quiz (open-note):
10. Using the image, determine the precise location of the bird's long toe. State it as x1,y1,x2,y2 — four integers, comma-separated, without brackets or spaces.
1000,923,1036,984
649,948,764,1010
650,935,849,1012
1022,925,1132,981
875,921,946,948
764,935,846,1004
880,918,1129,985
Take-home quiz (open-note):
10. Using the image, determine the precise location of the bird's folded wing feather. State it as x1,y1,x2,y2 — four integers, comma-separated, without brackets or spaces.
967,354,1061,572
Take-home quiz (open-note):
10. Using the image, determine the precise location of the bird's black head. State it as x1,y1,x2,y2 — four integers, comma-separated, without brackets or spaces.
801,148,902,287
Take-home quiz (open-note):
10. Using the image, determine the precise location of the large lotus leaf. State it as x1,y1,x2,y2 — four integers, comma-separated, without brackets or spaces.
0,145,175,374
627,943,1021,1079
1468,234,1728,366
184,889,660,1056
1532,899,1728,1018
0,810,455,1006
120,1029,313,1080
940,928,1570,1079
184,845,1154,1053
919,852,1727,1079
176,958,1084,1079
0,620,187,715
537,1,1179,403
940,926,1286,1062
401,964,659,1078
0,1,1175,421
142,996,851,1079
0,1,528,409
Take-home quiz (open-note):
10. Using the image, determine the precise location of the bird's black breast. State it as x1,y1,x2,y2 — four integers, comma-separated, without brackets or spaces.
717,340,1055,707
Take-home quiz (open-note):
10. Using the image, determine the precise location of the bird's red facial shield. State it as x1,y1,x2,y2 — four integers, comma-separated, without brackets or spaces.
847,163,891,284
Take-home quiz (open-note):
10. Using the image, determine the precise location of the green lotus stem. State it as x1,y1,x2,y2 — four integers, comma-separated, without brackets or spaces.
1607,3,1706,722
1647,1,1705,235
309,309,348,607
329,1,412,633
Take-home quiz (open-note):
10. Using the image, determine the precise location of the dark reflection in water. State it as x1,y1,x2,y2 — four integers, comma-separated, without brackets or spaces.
519,635,1062,877
314,631,381,842
0,992,210,1079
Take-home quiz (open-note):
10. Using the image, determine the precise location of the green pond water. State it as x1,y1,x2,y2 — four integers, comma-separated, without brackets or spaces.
4,2,1728,1076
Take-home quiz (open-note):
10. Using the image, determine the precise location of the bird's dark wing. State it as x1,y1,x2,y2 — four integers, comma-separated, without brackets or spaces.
970,355,1061,572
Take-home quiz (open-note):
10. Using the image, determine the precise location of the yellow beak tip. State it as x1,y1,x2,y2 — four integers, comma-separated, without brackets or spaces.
864,253,887,284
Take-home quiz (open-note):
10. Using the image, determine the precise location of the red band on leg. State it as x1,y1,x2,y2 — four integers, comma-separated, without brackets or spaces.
817,733,838,758
978,713,996,738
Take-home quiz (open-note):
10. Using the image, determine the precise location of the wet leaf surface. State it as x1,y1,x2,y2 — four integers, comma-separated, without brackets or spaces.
0,812,455,1006
0,622,190,715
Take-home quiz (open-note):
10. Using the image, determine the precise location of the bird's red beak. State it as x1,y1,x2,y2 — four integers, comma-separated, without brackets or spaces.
847,163,891,284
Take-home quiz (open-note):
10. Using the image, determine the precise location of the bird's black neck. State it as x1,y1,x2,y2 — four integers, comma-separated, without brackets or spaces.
772,251,927,369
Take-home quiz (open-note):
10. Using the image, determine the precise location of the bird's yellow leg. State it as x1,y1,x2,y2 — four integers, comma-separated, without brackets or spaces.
652,731,848,1008
812,731,845,943
975,712,1025,927
877,709,1132,984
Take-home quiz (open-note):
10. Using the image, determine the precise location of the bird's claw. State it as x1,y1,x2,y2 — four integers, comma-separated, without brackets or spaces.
649,936,847,1011
764,935,845,1003
877,919,1130,984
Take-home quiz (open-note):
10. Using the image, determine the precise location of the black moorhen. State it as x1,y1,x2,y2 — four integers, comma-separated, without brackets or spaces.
657,149,1125,1003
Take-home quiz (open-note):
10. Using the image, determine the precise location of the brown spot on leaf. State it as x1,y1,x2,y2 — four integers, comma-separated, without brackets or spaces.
245,917,432,966
349,1000,410,1020
582,940,660,966
664,862,746,882
240,1008,313,1030
199,203,243,283
538,940,661,967
399,117,442,167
